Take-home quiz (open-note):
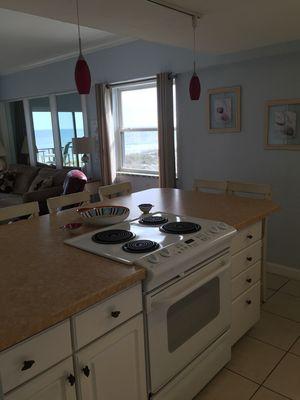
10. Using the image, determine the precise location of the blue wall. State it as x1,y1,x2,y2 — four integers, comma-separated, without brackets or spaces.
1,39,300,269
176,51,300,269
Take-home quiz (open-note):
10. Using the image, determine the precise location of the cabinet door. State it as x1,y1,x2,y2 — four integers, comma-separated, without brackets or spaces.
5,358,76,400
77,314,147,400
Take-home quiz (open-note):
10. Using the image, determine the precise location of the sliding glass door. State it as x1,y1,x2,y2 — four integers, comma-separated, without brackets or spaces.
29,97,55,166
25,92,87,169
56,93,84,167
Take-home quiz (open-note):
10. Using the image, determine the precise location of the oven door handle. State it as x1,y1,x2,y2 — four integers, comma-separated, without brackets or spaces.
148,260,229,313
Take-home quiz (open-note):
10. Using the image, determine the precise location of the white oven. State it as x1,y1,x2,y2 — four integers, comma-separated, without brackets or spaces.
145,251,231,394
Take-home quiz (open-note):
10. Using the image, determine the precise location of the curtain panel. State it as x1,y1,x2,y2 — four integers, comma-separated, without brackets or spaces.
95,83,116,186
157,72,176,188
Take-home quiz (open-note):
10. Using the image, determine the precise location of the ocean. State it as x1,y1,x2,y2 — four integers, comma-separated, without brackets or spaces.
35,129,158,154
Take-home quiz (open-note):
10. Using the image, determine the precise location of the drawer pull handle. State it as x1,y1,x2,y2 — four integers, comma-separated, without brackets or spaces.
246,299,252,305
247,234,253,239
111,310,121,318
21,360,35,371
246,278,252,283
82,365,90,377
246,256,253,262
67,374,76,386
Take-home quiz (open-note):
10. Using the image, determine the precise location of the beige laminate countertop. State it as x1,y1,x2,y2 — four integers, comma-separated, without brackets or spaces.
0,188,279,352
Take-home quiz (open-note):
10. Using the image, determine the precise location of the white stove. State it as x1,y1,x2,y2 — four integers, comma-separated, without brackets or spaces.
65,212,236,292
65,212,237,399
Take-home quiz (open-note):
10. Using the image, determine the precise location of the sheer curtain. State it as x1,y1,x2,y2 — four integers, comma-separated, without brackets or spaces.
157,72,176,188
95,83,116,186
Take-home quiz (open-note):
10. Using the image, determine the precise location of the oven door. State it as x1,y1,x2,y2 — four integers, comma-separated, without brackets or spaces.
145,253,231,393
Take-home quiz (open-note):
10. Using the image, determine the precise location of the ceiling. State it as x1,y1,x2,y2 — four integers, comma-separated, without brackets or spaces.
0,0,300,74
0,8,131,74
1,0,300,54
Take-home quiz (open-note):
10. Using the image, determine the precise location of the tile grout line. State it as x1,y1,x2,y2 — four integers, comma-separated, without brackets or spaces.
261,309,300,324
286,334,300,353
245,334,295,352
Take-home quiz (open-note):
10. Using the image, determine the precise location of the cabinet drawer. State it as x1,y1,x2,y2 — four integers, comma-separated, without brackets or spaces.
231,282,260,345
231,240,262,278
231,222,262,254
73,284,142,349
0,321,72,394
4,357,76,400
232,261,261,300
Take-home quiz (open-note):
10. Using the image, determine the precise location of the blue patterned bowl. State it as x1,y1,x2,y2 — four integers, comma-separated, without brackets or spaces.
77,205,130,226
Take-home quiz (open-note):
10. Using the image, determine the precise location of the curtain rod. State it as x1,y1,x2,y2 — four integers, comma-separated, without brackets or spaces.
146,0,202,19
107,73,176,88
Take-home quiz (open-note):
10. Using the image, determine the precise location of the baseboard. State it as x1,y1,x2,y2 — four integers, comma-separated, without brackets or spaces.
267,262,300,281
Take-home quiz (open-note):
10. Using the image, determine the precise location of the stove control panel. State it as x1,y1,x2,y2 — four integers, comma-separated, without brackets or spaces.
142,222,234,266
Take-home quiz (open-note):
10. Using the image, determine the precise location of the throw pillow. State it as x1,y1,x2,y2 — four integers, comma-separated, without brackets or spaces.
0,170,17,193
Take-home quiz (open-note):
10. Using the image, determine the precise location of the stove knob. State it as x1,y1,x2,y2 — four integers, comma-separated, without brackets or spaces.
199,234,209,241
210,226,219,234
147,254,159,264
160,249,171,257
217,222,228,230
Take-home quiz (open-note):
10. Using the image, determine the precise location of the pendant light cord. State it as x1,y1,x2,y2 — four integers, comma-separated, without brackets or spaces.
76,0,82,55
192,15,197,74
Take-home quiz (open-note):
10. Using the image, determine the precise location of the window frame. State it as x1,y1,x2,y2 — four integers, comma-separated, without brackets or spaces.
113,80,159,176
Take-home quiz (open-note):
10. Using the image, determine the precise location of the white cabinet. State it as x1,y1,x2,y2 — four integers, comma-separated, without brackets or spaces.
4,357,76,400
0,285,147,400
76,314,147,400
230,222,262,344
0,321,72,394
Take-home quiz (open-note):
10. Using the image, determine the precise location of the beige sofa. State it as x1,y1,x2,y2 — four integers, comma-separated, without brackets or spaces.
0,164,73,213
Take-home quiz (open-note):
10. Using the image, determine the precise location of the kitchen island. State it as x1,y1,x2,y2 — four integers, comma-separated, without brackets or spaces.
0,188,279,400
0,188,279,352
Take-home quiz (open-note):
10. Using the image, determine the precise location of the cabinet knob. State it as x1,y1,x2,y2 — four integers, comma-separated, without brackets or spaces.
247,234,253,239
82,365,90,377
246,256,253,262
246,278,252,283
246,299,252,305
111,310,121,318
67,374,76,386
21,360,35,371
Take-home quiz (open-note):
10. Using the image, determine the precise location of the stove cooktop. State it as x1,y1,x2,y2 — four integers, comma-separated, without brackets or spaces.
64,212,236,266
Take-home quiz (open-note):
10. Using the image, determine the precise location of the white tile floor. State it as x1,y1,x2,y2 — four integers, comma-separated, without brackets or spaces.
194,273,300,400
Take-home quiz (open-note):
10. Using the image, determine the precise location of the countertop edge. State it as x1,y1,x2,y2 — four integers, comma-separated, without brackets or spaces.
0,267,146,353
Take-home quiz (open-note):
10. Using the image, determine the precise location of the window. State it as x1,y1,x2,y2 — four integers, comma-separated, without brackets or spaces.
30,97,56,165
56,93,85,167
114,82,159,174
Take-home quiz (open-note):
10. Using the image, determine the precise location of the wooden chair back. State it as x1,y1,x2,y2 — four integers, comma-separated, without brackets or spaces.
193,179,228,193
98,182,132,202
227,181,272,200
0,201,40,223
47,191,91,214
84,180,102,196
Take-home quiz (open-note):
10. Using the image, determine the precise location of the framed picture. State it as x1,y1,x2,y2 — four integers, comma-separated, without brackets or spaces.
208,86,241,133
265,99,300,150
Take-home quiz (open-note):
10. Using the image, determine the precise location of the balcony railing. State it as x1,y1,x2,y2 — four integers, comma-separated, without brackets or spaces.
36,144,80,167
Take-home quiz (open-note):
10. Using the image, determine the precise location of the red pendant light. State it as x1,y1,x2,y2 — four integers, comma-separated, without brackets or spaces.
75,0,91,95
189,16,201,101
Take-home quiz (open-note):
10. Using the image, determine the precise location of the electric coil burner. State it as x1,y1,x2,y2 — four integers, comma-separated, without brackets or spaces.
160,221,201,234
139,215,169,226
92,229,135,244
122,240,160,253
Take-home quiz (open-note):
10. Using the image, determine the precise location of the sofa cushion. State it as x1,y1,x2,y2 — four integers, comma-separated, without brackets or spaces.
0,170,17,193
28,168,57,192
0,192,23,207
9,164,39,195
